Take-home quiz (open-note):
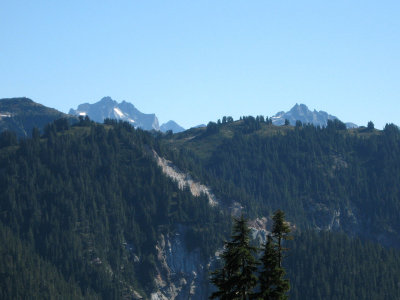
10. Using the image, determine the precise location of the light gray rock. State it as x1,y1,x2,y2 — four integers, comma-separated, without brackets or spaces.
152,225,211,300
69,97,160,131
271,103,357,128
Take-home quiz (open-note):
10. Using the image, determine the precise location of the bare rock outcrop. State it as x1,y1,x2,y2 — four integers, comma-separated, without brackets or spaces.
150,150,219,207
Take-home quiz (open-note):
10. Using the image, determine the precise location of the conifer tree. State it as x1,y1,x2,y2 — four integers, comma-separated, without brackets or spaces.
253,235,280,299
210,215,258,299
272,210,292,268
260,209,291,299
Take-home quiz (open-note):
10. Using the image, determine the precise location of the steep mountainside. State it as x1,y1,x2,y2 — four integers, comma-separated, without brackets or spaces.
0,119,230,299
161,117,400,247
69,97,160,131
271,103,358,128
1,117,400,299
0,97,75,137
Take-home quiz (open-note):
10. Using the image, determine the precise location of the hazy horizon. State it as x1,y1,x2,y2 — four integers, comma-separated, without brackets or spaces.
64,96,363,128
2,1,399,129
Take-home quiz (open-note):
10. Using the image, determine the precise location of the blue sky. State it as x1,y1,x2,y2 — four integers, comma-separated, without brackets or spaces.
1,1,399,128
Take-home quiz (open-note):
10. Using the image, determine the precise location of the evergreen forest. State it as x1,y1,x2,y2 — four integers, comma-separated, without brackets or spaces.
1,115,400,299
0,118,229,298
162,117,400,247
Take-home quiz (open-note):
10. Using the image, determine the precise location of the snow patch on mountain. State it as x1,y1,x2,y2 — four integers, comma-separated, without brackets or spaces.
113,107,125,118
0,113,12,119
69,97,159,130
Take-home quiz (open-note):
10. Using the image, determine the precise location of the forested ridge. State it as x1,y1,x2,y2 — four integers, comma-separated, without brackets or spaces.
0,97,75,137
1,115,400,299
162,117,400,246
0,118,230,299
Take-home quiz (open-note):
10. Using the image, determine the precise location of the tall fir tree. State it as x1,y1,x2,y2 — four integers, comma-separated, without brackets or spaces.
253,235,280,299
210,215,259,300
272,210,292,268
263,209,291,299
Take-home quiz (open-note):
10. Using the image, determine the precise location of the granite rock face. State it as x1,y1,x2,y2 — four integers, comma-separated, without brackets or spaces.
69,97,160,131
271,103,357,128
151,225,212,300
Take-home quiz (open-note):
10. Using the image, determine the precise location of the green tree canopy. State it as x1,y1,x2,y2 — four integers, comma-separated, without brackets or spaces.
210,215,258,300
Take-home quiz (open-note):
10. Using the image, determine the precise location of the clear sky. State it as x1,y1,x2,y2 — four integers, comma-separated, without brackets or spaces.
1,1,399,129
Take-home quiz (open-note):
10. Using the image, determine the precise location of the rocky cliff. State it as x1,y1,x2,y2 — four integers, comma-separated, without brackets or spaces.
69,97,160,131
271,103,357,128
148,150,270,299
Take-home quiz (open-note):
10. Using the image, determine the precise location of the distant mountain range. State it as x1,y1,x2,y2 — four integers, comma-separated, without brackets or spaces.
271,103,358,128
192,124,207,128
2,97,362,138
69,96,160,131
2,97,400,299
69,97,185,133
0,97,75,137
160,120,185,133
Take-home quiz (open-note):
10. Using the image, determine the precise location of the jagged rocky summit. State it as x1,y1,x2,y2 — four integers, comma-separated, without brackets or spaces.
271,103,358,128
70,97,185,132
69,96,160,131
